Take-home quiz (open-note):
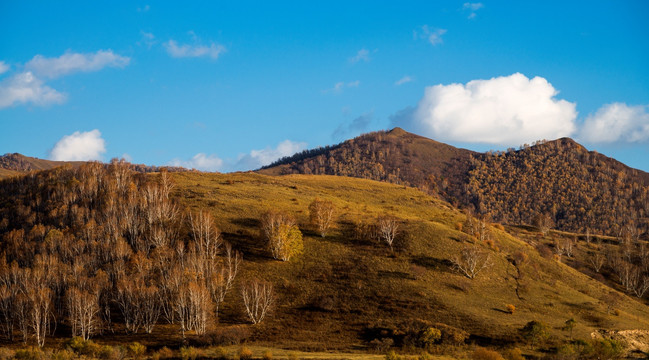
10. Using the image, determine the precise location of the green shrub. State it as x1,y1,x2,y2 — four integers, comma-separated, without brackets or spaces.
65,337,101,357
152,347,174,360
592,338,624,359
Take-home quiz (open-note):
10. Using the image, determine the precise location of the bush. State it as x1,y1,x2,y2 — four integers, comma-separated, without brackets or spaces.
66,337,101,357
592,338,624,359
13,348,45,360
502,347,524,360
0,348,15,360
207,325,252,345
180,347,204,360
371,338,394,352
262,350,273,360
472,347,505,360
506,304,516,314
238,346,253,360
152,347,174,360
419,327,442,349
385,351,403,360
213,347,229,360
521,320,549,349
127,342,146,360
51,349,75,360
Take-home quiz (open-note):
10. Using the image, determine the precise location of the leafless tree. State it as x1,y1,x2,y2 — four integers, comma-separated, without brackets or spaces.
66,286,101,340
241,279,274,324
309,198,336,237
452,245,491,279
378,215,400,251
589,252,606,273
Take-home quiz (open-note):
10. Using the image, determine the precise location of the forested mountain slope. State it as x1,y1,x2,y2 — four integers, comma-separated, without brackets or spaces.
261,129,649,237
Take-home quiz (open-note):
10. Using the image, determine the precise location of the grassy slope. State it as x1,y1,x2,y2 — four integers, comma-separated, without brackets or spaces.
170,172,649,351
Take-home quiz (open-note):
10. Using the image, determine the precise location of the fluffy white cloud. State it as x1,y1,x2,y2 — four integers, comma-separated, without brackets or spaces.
234,140,307,171
169,153,224,172
580,103,649,143
393,73,578,145
0,50,130,109
49,129,106,161
0,61,9,75
463,2,484,18
395,75,413,86
415,25,447,46
0,71,66,108
25,50,130,79
350,49,370,63
164,40,226,59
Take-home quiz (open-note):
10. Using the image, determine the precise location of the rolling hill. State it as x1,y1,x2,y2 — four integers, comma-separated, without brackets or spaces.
0,163,648,358
261,128,649,237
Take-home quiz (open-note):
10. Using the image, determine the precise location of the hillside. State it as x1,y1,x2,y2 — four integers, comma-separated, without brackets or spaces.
0,153,187,179
1,163,648,358
261,129,649,237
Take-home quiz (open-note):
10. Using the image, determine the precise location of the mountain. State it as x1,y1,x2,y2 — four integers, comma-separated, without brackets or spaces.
0,152,188,179
261,129,649,237
1,164,648,358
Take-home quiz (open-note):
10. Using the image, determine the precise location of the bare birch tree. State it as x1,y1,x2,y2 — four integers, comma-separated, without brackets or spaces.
241,279,274,324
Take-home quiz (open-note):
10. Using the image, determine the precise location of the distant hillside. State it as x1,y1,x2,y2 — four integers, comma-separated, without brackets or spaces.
0,152,188,179
260,128,476,206
261,129,649,236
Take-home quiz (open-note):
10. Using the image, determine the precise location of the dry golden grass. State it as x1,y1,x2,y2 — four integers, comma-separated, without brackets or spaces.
167,172,649,350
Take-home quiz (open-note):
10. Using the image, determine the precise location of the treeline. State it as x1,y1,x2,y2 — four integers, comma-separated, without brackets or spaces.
0,161,239,346
468,139,649,236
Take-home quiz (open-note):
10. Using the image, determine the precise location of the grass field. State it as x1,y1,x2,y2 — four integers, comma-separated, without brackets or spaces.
165,171,649,356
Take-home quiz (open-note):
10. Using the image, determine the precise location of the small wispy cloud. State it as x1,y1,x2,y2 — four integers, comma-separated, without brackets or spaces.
164,39,226,59
25,50,130,79
49,129,106,161
333,111,374,139
0,61,9,75
138,31,156,48
324,80,360,94
395,76,414,86
415,25,447,46
0,50,130,109
169,139,307,172
349,49,370,63
463,2,484,19
169,153,224,172
137,4,150,12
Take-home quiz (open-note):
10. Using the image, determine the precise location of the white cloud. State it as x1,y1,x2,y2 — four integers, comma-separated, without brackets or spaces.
324,80,360,94
350,49,370,63
0,61,9,75
164,39,226,59
137,4,150,12
139,31,156,48
395,76,413,86
234,140,307,171
0,50,130,110
25,50,130,79
49,129,106,161
0,71,66,109
169,153,224,172
415,25,447,46
392,73,578,146
579,103,649,143
463,2,484,18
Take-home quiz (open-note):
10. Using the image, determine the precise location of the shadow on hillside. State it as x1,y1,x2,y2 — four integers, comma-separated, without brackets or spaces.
411,255,454,273
222,231,271,261
230,217,261,229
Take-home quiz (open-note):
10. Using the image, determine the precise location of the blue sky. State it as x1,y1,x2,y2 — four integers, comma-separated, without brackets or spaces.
1,1,648,172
